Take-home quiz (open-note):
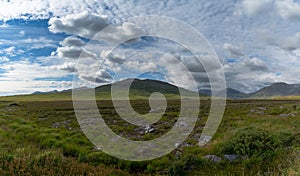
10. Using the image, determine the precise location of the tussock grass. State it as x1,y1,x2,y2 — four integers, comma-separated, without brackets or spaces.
0,99,299,175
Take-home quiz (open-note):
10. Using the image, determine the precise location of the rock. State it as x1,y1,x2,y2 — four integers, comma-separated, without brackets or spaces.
198,135,212,146
280,114,289,118
149,108,163,113
256,111,265,115
93,146,101,151
203,155,222,163
52,122,60,128
257,107,267,111
249,107,266,115
8,103,20,107
224,154,238,161
175,142,181,148
250,109,256,113
144,125,155,134
279,113,295,118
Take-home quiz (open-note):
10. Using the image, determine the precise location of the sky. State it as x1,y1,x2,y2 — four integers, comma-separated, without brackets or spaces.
0,0,300,95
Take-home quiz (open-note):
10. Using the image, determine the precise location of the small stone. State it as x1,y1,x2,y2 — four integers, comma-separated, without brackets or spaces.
175,142,181,148
144,125,155,133
256,107,267,111
203,155,222,163
280,114,290,118
256,111,265,115
250,109,256,113
198,135,212,146
224,154,238,161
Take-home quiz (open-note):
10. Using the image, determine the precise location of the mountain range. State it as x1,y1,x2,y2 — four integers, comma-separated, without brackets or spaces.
200,82,300,99
31,79,300,99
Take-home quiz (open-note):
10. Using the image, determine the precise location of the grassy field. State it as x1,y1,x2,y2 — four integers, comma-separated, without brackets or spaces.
0,98,299,175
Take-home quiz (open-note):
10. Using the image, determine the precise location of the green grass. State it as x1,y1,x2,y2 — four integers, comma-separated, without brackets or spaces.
0,98,299,175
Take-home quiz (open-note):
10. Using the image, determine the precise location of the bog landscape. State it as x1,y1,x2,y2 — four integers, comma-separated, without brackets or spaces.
0,79,299,175
1,1,300,175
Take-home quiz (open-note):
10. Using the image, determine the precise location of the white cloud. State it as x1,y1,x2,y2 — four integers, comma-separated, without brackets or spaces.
264,32,300,51
0,60,68,81
60,36,85,47
0,60,72,95
0,37,57,50
0,46,24,56
0,56,9,62
0,80,72,96
49,11,145,43
49,12,109,39
242,0,273,16
19,30,25,36
94,22,144,43
223,43,244,58
57,46,98,59
1,0,300,94
276,0,300,20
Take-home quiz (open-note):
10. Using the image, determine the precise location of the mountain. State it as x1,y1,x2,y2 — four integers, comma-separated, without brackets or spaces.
226,88,248,99
19,78,202,101
94,78,201,98
199,88,247,99
249,82,300,98
8,80,300,101
32,90,59,95
199,82,300,99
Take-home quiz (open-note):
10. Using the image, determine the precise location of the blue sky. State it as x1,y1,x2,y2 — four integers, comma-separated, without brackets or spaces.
0,0,300,95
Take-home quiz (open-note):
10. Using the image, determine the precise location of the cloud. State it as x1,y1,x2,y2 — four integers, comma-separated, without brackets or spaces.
276,0,300,20
264,32,300,51
223,43,244,58
0,46,24,57
0,60,72,95
1,0,300,94
0,56,9,62
57,46,98,59
0,60,68,81
51,62,77,73
19,30,25,36
242,57,269,71
79,69,112,83
94,22,144,42
49,11,144,43
49,12,109,39
242,0,273,16
224,57,272,92
60,36,85,47
0,37,57,50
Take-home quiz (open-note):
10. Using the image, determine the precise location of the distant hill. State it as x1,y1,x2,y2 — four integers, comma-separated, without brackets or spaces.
93,78,202,99
1,79,202,101
199,88,247,99
32,90,59,95
199,82,300,99
3,80,300,101
249,82,300,98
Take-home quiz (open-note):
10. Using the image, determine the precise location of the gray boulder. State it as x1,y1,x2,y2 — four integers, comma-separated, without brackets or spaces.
224,154,239,161
203,155,222,163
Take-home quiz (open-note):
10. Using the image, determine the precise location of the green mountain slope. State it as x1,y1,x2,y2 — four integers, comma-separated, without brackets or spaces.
0,79,202,101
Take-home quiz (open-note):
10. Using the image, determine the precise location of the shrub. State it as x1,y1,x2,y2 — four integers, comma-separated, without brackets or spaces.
168,161,185,176
223,127,277,159
85,151,118,166
62,144,86,157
